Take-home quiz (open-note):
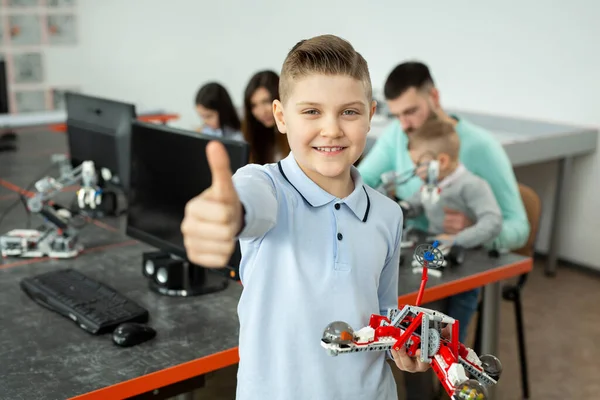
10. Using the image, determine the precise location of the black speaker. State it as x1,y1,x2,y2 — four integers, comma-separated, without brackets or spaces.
142,251,228,297
142,251,171,279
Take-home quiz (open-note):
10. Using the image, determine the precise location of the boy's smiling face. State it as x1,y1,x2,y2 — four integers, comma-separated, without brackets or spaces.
273,74,376,195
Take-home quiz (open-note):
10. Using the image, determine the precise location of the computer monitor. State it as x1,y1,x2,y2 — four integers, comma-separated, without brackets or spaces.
0,60,9,115
65,92,136,192
0,59,17,151
126,121,249,296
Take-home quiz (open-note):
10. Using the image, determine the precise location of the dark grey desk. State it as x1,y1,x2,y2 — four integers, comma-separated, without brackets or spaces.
0,128,531,400
0,243,242,400
367,110,598,276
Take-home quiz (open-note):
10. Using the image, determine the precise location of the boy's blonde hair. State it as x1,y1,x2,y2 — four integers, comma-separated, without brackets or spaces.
279,34,372,104
409,118,460,161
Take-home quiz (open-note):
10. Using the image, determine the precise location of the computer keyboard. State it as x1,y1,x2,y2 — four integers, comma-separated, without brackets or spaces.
20,268,149,335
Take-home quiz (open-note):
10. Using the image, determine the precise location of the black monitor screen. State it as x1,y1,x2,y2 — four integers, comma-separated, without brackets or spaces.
126,121,249,260
0,60,9,114
65,92,136,190
68,125,121,170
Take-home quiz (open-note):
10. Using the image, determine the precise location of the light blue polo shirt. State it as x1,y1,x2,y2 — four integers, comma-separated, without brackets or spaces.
232,152,403,400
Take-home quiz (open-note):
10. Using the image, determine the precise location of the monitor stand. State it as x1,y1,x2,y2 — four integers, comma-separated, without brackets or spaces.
97,185,127,216
100,174,128,216
143,251,229,297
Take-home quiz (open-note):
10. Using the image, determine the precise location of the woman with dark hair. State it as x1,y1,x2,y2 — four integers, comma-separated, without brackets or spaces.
195,82,244,141
242,70,290,164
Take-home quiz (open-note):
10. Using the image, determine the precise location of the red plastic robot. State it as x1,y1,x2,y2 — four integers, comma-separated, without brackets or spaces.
321,241,502,399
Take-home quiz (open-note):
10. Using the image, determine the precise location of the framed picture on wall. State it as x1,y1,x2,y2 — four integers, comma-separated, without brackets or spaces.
14,89,46,113
8,14,42,46
46,14,77,45
12,52,44,83
46,0,76,6
7,0,39,7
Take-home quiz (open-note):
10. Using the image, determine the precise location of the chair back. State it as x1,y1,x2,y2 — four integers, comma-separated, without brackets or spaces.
514,183,542,258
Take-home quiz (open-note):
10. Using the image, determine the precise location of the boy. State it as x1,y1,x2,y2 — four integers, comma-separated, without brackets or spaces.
399,117,503,250
181,35,427,399
400,117,502,346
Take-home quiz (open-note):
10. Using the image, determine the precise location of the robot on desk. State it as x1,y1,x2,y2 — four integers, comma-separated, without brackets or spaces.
0,157,101,259
321,241,501,400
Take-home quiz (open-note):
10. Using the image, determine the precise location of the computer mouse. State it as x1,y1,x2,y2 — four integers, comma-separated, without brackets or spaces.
112,322,156,347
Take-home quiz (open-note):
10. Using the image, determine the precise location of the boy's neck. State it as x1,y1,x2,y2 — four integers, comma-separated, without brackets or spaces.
301,165,355,199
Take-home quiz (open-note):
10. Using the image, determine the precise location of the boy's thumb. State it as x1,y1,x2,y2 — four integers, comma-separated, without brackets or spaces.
206,141,236,201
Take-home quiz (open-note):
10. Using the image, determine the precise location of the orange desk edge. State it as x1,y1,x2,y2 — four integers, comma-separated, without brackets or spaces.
68,257,532,400
49,113,180,132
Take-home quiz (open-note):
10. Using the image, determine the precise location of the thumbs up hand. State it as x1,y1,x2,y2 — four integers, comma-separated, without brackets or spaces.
181,141,243,267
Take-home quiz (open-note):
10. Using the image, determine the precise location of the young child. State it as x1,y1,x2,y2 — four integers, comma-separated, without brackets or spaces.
399,117,503,250
400,117,503,345
194,82,245,141
181,35,427,399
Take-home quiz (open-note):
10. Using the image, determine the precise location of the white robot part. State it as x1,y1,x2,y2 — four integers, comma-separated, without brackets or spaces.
464,348,483,368
447,363,469,387
412,266,443,278
77,187,102,209
81,161,96,186
354,326,375,344
421,185,440,204
77,161,102,210
421,160,441,204
100,167,112,182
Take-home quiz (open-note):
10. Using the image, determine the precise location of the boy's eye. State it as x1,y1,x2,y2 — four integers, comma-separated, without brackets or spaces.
303,109,319,115
343,110,359,115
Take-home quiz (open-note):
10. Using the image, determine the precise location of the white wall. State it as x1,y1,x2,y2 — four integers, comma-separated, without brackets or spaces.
44,0,600,269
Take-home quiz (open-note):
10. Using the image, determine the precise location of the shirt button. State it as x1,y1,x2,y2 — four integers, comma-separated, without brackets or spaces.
337,233,343,241
334,203,341,210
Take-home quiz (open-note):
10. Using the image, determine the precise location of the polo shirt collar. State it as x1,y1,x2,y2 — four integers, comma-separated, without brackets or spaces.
277,153,371,222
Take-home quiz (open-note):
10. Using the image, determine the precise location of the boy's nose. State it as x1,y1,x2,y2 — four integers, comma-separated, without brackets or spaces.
320,119,342,137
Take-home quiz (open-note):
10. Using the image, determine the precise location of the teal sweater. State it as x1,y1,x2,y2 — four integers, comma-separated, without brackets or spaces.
358,116,530,251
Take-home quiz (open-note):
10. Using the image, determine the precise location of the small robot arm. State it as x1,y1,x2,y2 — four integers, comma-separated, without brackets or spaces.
1,160,100,259
377,161,440,203
375,167,419,199
28,160,101,214
376,170,398,196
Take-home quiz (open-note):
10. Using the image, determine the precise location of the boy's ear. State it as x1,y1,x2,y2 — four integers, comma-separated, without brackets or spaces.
369,100,377,120
438,153,451,169
272,100,287,134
